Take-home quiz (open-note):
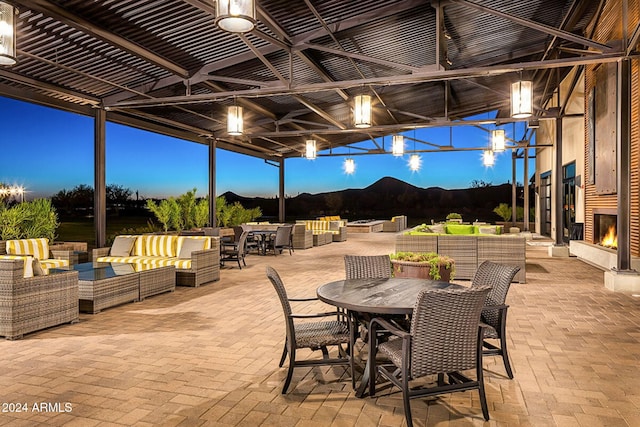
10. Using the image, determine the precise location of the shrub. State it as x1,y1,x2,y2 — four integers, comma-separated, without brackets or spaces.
390,251,456,280
0,199,59,240
493,203,512,222
446,212,462,220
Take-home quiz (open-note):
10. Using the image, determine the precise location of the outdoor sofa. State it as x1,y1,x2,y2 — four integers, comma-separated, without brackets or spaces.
298,219,347,243
396,223,526,282
382,215,408,232
93,234,220,287
0,258,78,340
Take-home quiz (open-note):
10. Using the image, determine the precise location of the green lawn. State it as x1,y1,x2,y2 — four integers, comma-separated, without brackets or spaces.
57,216,156,248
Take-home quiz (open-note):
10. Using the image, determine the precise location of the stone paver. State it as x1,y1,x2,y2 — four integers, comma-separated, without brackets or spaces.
1,232,639,426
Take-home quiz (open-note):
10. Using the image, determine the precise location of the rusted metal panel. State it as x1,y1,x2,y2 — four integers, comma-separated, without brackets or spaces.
594,63,617,195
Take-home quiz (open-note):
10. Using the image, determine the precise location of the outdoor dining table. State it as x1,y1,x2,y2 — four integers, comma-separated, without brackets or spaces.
247,230,275,255
316,277,465,397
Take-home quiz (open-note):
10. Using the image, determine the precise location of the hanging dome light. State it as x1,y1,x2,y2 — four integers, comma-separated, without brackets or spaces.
353,94,371,128
492,129,505,152
215,0,256,33
408,154,421,171
227,105,243,135
344,158,355,174
305,139,317,160
392,135,404,156
511,80,533,118
0,2,17,66
483,150,495,167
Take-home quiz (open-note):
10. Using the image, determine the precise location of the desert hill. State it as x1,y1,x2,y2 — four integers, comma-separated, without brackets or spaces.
222,177,523,224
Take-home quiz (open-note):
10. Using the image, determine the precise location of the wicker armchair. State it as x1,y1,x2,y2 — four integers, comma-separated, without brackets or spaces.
0,258,79,340
471,260,521,378
265,225,293,255
266,266,353,393
368,286,492,425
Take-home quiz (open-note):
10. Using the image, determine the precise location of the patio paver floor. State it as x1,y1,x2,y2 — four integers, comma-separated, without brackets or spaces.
1,232,639,426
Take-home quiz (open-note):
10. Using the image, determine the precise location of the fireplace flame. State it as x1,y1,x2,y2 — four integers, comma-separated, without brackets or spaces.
600,225,617,249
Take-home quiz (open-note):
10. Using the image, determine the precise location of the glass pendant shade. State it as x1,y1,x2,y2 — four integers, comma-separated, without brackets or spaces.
344,158,355,174
392,135,404,156
492,129,505,152
511,80,533,118
0,2,16,66
215,0,256,33
353,94,372,128
483,150,495,167
227,105,243,135
305,139,317,160
408,154,421,171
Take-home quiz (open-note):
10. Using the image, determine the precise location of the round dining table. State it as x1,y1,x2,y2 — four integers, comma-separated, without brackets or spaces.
316,277,465,397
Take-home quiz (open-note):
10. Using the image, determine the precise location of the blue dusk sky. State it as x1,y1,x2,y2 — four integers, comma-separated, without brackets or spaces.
0,96,533,200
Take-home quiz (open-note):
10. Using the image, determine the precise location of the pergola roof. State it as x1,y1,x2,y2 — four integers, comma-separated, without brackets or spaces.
1,0,616,159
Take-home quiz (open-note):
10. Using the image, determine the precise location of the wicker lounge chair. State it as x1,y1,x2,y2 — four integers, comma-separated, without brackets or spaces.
368,286,492,425
266,266,353,393
0,258,79,340
471,260,521,378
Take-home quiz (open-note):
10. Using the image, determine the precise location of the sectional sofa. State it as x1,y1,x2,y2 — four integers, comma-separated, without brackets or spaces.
93,234,220,287
396,223,526,282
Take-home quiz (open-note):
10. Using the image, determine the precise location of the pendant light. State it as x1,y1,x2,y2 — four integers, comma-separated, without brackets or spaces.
227,105,243,135
0,2,17,66
491,129,505,152
392,135,404,156
483,150,495,167
408,154,421,171
344,158,355,174
305,139,317,160
353,94,371,128
215,0,256,33
511,78,533,118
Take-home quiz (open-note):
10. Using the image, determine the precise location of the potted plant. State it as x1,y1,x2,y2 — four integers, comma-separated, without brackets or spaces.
390,251,456,282
446,212,463,223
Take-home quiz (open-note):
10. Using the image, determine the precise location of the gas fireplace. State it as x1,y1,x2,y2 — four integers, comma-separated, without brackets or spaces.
594,213,617,249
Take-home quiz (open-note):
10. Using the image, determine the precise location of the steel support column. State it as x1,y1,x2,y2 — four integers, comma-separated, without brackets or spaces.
524,147,530,231
512,151,517,226
94,108,106,248
278,158,285,222
616,58,631,271
554,116,564,245
209,138,217,227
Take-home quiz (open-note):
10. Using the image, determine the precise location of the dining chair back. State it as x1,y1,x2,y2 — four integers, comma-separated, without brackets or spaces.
265,266,353,393
471,261,521,378
344,255,391,279
369,285,492,425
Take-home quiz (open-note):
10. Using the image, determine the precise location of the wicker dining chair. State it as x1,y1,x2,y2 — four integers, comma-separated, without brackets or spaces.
368,286,493,425
220,230,249,269
266,266,354,393
266,225,293,255
471,260,521,379
344,255,392,280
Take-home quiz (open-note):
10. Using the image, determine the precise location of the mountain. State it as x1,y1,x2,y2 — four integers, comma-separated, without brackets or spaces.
222,177,524,224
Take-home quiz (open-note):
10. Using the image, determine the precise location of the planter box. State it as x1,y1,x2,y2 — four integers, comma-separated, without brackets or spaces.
391,259,453,282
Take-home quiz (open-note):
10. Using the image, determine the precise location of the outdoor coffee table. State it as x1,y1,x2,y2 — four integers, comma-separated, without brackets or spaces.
55,263,177,313
54,263,140,314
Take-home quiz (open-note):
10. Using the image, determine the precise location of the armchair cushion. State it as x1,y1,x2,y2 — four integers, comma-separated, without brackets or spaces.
6,238,49,260
110,235,137,256
177,237,207,259
32,258,46,276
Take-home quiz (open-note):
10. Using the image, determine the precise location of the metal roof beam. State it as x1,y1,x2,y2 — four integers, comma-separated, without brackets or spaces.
18,0,190,79
447,0,612,53
107,52,628,108
299,43,421,73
